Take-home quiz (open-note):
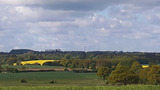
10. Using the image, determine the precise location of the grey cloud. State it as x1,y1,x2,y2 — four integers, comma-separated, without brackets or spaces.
1,0,160,52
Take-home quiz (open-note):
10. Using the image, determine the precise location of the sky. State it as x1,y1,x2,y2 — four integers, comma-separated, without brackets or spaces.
0,0,160,52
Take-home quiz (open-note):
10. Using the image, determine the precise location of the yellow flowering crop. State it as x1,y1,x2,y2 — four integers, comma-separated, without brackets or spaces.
142,65,149,68
13,60,57,65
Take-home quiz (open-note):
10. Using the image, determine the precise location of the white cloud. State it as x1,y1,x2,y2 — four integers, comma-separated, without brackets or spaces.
1,0,160,52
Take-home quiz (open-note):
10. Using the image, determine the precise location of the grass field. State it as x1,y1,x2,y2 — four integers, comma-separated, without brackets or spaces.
0,66,160,90
0,85,160,90
0,71,104,86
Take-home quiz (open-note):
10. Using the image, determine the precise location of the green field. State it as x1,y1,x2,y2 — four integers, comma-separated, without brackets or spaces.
0,71,104,86
0,85,160,90
1,65,160,90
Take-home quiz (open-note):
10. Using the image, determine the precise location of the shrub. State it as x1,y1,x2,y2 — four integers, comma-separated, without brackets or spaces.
20,66,26,71
64,68,69,71
6,67,18,73
43,61,61,66
21,79,27,83
50,80,57,84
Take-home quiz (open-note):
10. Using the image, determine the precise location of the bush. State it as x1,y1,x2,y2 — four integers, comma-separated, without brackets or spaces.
43,61,61,66
21,79,27,83
50,80,57,84
64,68,69,71
6,67,18,73
20,66,26,71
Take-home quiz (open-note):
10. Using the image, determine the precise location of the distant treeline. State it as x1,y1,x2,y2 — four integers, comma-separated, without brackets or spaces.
0,49,160,65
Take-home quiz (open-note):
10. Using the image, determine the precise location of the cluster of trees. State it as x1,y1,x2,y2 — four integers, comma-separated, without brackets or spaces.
1,51,160,66
0,66,18,73
97,61,160,85
59,54,141,70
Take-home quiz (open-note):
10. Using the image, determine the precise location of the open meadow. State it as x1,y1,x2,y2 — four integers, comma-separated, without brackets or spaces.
0,69,160,90
0,71,104,86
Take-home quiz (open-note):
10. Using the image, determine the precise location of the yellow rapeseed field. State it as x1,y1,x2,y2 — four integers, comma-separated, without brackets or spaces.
142,65,149,68
13,60,57,65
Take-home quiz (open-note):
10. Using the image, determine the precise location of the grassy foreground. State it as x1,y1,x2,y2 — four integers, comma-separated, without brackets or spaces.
0,85,160,90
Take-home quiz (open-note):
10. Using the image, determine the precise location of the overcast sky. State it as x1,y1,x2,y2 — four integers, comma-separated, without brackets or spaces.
0,0,160,52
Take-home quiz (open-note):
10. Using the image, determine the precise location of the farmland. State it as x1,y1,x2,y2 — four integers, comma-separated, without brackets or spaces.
0,71,104,86
0,50,160,89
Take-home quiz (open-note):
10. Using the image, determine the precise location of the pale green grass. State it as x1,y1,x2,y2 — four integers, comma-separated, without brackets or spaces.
0,85,160,90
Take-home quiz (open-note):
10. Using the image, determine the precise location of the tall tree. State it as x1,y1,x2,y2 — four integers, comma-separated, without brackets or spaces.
108,64,139,85
97,67,111,80
130,61,142,73
147,65,160,85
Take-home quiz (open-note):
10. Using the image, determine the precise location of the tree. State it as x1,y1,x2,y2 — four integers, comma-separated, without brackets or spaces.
83,60,92,68
147,65,160,85
19,65,26,71
97,67,111,80
6,57,17,65
149,62,157,67
89,63,96,71
138,67,150,84
60,59,70,67
130,61,142,73
119,58,135,68
96,59,111,68
0,65,3,73
108,64,139,85
43,61,61,66
5,67,18,73
60,54,71,67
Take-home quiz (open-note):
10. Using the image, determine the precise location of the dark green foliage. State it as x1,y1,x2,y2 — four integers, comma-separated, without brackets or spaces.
0,65,3,73
64,68,69,71
20,65,26,70
6,57,17,65
43,61,61,66
83,60,92,68
96,59,112,68
147,65,160,85
130,61,142,73
97,67,111,79
50,80,57,84
138,68,149,84
60,59,70,67
108,65,139,85
138,65,160,85
149,62,157,67
5,67,18,73
21,78,27,83
119,58,135,67
89,63,96,71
